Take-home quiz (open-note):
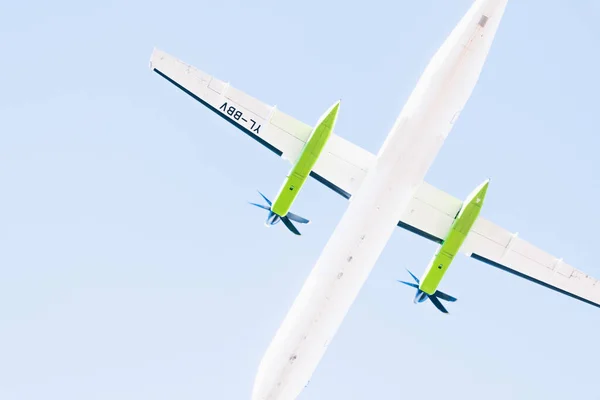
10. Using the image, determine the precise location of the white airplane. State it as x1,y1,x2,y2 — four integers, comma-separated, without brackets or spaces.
149,0,599,398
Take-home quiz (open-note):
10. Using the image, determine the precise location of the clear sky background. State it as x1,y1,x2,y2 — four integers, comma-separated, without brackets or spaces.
1,0,599,399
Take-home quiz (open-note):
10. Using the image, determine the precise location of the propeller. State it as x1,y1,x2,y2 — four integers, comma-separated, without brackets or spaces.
397,269,457,314
249,191,310,235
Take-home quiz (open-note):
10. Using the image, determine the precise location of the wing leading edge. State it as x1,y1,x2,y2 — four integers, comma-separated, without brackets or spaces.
150,48,600,309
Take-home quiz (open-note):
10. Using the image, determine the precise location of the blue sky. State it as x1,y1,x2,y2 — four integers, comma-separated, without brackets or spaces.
1,0,599,399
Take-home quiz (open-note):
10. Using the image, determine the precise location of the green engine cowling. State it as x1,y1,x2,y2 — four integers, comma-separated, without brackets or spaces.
419,179,490,295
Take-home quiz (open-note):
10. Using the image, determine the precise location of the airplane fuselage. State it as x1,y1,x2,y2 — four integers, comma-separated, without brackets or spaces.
252,1,508,399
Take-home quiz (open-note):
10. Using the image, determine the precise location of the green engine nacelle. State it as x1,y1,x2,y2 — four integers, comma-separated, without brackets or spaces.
271,101,340,217
418,179,490,295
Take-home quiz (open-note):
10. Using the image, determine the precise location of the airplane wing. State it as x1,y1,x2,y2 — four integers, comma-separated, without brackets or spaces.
398,182,600,309
150,49,600,309
149,48,375,199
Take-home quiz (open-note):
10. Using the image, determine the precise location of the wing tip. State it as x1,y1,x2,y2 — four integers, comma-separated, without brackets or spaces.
149,47,166,71
149,47,158,70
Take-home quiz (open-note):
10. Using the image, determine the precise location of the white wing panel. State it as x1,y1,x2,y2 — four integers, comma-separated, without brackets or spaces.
312,135,375,199
398,182,462,243
151,48,296,159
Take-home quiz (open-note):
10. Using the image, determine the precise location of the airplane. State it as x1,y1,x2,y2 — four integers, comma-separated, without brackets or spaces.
149,0,599,398
249,101,340,235
398,179,489,313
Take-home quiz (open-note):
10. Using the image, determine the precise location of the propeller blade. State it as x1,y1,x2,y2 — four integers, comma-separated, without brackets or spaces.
249,202,271,211
429,295,449,314
286,212,310,224
397,280,419,289
257,191,272,206
434,289,457,302
406,269,420,284
281,216,301,235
